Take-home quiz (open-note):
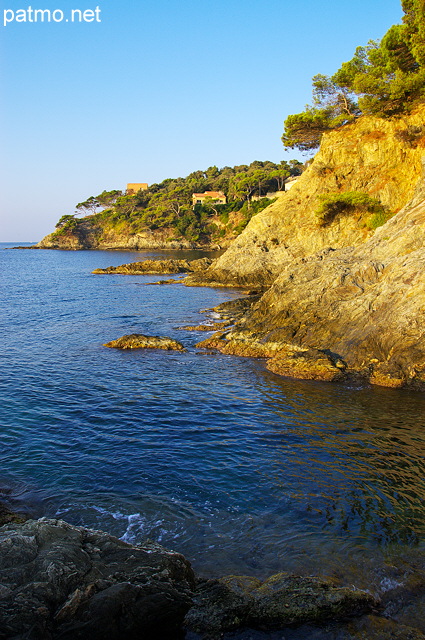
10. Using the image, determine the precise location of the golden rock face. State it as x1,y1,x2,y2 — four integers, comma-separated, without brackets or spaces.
191,109,425,388
104,333,187,351
201,105,425,288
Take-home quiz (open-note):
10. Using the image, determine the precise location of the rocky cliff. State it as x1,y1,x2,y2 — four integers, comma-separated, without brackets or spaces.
197,168,425,388
189,107,425,388
188,106,425,288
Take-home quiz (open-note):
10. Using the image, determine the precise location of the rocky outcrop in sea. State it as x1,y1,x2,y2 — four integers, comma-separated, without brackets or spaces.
92,257,212,275
104,333,187,351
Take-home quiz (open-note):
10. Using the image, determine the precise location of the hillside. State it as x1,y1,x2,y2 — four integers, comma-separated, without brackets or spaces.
36,161,301,250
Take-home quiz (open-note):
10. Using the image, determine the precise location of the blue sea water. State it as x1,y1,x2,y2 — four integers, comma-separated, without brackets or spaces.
1,243,425,597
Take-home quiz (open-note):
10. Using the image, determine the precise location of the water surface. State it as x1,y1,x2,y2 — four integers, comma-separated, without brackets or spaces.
1,244,424,602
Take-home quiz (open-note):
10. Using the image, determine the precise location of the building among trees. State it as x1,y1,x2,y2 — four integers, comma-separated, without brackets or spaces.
127,183,148,195
192,190,227,206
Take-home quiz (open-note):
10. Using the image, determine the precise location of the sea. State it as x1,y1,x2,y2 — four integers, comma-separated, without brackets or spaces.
1,243,425,628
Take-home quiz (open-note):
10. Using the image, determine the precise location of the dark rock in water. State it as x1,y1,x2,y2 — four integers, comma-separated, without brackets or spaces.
0,518,195,639
344,614,425,640
185,573,378,638
0,501,26,526
144,278,182,285
2,519,420,640
104,334,187,351
92,257,212,275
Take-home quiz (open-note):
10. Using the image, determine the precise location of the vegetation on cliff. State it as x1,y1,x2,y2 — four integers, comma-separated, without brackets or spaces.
283,0,425,151
315,192,392,229
48,160,303,248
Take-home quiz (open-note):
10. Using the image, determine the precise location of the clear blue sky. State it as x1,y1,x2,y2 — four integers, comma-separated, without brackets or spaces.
0,0,403,241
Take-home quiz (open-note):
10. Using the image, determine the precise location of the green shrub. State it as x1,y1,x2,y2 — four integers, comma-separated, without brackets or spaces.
315,191,391,227
365,210,393,230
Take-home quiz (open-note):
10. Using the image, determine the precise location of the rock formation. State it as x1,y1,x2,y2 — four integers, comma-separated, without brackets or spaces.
196,175,425,388
186,573,378,638
104,334,187,351
0,518,194,639
2,518,425,638
183,107,425,388
92,257,212,275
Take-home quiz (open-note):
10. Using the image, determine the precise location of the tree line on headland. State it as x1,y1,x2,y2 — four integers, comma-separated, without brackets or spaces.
53,160,303,245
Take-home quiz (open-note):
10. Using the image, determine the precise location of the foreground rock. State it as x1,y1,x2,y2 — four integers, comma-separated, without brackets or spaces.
92,257,212,275
185,573,378,638
2,519,424,639
104,334,187,351
0,518,195,639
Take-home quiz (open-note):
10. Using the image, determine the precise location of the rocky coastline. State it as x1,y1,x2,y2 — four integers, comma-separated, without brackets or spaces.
191,177,425,390
85,107,425,390
7,107,425,638
1,514,424,640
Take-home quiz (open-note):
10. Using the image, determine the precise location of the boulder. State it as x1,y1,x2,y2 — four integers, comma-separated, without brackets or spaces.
0,518,195,639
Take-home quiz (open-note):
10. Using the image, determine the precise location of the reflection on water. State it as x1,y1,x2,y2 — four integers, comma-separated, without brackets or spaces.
258,372,425,549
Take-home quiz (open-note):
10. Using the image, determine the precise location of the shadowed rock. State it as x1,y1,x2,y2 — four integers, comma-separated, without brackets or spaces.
185,573,378,638
0,518,195,639
0,501,26,526
104,333,187,351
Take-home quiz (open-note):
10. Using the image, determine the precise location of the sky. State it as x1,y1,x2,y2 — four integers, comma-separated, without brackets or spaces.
0,0,404,241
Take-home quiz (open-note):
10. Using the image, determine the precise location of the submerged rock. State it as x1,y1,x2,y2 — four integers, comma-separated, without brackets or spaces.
0,501,26,526
0,518,195,639
185,573,378,638
104,333,187,351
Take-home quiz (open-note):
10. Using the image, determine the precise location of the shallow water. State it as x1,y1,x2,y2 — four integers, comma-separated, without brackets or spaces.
1,244,424,603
